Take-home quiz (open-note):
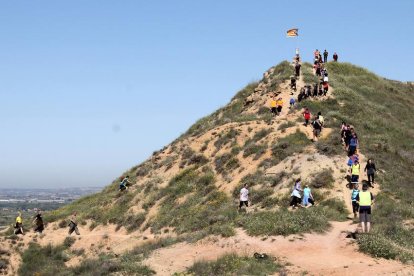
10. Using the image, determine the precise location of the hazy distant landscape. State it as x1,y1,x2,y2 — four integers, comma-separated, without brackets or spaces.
0,187,102,229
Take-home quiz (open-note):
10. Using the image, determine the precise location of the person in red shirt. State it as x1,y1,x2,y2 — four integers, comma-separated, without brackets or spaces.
303,107,311,126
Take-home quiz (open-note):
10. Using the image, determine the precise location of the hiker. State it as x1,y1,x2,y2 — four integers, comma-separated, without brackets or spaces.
348,133,359,156
68,212,80,235
239,183,249,210
303,108,311,126
351,159,361,184
290,76,297,92
351,183,360,219
344,125,353,150
323,74,328,83
323,49,328,63
295,62,301,77
314,49,319,59
289,97,295,109
323,81,329,96
119,175,131,191
302,184,314,208
14,212,24,235
33,210,44,234
364,159,377,187
313,83,318,97
356,183,374,233
312,116,322,142
276,98,283,114
317,112,324,127
340,122,347,145
270,96,278,116
305,85,311,98
290,178,302,209
333,52,338,62
297,89,304,102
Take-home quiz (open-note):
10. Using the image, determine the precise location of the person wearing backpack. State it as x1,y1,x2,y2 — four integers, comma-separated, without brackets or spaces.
364,159,377,187
351,159,361,183
312,116,322,142
356,183,374,233
317,112,324,127
303,108,311,126
351,183,360,219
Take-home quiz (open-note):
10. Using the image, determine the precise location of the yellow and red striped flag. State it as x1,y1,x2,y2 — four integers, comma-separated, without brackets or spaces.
286,28,299,37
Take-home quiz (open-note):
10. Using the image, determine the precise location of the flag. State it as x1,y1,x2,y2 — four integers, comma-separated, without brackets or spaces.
286,28,298,37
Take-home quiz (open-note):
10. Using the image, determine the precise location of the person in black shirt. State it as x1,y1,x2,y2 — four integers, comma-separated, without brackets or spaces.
323,50,328,63
33,210,44,233
364,159,377,187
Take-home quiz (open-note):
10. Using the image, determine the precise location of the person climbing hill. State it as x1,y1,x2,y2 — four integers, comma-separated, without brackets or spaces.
348,133,359,156
239,183,249,210
33,210,44,234
351,183,360,219
356,183,374,233
289,97,295,109
295,62,301,77
290,178,302,209
302,184,314,208
276,97,283,114
311,116,322,142
14,212,24,235
303,108,311,126
270,96,278,116
364,159,377,187
290,76,297,92
68,212,80,235
351,159,361,184
119,175,132,191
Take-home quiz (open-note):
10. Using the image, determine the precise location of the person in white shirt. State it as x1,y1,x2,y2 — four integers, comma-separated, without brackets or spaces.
239,184,249,210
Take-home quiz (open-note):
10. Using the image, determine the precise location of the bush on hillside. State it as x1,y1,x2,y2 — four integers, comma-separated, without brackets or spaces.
186,253,283,276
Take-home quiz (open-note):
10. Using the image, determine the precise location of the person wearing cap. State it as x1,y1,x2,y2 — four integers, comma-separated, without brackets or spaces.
356,183,374,233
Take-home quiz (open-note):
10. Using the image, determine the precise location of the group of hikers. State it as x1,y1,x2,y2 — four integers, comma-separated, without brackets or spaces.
341,123,376,233
13,210,80,236
13,210,44,235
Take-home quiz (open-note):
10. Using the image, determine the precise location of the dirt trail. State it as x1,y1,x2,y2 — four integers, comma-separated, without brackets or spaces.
144,225,412,275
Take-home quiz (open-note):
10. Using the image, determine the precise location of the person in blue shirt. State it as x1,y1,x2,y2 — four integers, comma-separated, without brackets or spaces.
302,185,314,208
348,133,359,156
351,183,360,219
289,97,295,109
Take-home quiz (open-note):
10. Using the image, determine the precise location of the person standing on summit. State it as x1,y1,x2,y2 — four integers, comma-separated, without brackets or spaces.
333,52,338,62
323,49,328,63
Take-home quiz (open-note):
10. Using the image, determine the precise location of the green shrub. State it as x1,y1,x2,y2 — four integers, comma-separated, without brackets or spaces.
242,143,267,160
186,253,282,276
271,130,311,163
310,169,335,189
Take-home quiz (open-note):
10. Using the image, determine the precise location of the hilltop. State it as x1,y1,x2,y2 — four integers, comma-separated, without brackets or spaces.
1,60,414,275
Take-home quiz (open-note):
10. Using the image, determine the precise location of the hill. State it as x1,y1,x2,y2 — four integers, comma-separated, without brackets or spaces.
1,60,414,275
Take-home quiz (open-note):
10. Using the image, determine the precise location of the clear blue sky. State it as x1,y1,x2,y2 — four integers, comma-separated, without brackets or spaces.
1,0,413,189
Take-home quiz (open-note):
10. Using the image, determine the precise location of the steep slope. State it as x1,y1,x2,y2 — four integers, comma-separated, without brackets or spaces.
2,60,414,275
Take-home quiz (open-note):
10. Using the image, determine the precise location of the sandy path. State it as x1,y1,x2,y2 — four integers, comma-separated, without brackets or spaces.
144,225,412,275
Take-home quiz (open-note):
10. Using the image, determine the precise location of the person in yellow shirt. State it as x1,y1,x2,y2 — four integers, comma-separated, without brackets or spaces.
14,212,24,235
276,98,283,114
356,183,374,233
269,96,277,116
